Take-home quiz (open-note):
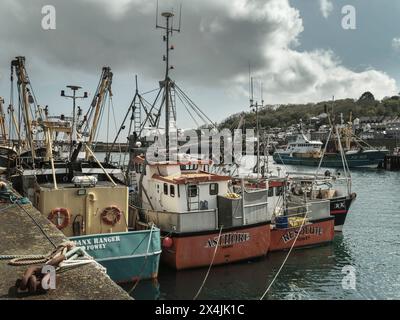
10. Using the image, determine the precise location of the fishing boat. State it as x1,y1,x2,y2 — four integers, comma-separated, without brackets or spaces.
285,172,356,232
6,57,161,283
269,200,335,252
131,154,270,270
272,125,357,231
238,177,335,251
273,132,388,168
120,11,272,270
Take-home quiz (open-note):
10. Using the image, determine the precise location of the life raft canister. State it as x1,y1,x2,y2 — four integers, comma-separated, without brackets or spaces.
48,208,71,230
101,205,122,226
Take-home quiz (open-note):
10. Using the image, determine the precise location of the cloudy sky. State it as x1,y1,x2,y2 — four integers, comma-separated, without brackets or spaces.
1,0,400,140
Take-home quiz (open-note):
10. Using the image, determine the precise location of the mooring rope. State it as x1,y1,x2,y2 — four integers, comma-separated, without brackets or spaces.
0,182,57,249
193,224,224,300
0,254,47,262
127,224,155,295
0,204,16,212
15,201,58,249
259,205,309,300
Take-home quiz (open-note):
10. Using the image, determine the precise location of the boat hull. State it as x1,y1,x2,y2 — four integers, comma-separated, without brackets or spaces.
71,229,161,283
161,222,271,270
330,194,356,232
273,150,388,168
269,217,335,252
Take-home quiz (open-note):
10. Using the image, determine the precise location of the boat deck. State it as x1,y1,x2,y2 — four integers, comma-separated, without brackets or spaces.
152,171,231,184
0,185,132,300
37,180,122,190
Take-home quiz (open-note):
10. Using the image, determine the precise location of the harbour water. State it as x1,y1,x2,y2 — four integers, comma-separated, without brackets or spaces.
123,158,400,300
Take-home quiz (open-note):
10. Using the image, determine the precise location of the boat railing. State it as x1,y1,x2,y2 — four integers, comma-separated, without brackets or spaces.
138,206,220,233
272,204,312,222
285,198,331,221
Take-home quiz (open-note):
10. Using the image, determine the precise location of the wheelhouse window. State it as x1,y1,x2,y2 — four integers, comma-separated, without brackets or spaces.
163,183,168,195
209,183,218,195
268,187,274,197
188,185,198,197
180,164,198,171
276,186,283,196
170,185,175,197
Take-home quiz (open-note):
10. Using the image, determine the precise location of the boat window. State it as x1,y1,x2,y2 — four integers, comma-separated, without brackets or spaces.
163,183,168,195
209,183,218,195
188,185,198,197
157,184,160,193
268,187,274,197
180,164,198,171
276,186,283,196
170,185,175,197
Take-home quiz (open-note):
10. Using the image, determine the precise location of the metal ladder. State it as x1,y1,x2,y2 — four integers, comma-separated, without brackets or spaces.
187,185,199,211
133,101,142,134
169,84,177,128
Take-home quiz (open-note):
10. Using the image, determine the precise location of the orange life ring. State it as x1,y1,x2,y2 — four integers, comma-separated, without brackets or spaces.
48,208,70,230
101,205,122,226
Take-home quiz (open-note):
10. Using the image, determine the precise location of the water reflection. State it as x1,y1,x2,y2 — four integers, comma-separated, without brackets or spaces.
120,279,161,300
151,238,354,300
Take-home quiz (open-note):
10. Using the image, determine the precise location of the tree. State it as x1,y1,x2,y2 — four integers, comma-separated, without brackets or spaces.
358,91,375,102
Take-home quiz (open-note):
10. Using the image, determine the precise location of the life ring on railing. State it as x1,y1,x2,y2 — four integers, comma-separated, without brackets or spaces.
101,205,122,226
48,208,71,230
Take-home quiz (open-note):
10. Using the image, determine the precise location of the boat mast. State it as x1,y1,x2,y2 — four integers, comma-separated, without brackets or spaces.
156,4,181,160
249,76,261,177
0,97,7,143
260,82,265,177
84,67,113,160
11,57,37,159
61,85,88,160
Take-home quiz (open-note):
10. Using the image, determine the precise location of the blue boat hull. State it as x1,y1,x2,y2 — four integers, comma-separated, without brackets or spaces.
273,150,388,168
71,228,161,283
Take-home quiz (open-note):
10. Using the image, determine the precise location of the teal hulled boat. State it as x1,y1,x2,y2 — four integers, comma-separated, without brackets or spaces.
71,227,161,283
273,149,388,168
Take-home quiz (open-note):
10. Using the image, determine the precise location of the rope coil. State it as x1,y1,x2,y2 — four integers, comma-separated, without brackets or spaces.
2,241,94,294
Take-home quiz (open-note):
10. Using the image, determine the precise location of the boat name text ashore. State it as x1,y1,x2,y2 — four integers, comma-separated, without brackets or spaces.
206,232,251,248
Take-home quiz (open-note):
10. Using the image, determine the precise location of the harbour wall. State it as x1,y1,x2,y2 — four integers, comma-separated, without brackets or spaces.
0,183,132,300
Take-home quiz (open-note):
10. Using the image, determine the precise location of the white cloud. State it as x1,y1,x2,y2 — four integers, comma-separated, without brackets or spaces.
392,37,400,51
319,0,334,19
0,0,397,116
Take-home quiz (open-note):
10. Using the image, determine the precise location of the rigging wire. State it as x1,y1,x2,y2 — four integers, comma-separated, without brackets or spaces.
175,84,216,128
175,90,200,128
175,89,208,126
315,128,333,177
141,87,160,96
